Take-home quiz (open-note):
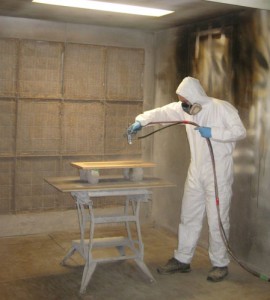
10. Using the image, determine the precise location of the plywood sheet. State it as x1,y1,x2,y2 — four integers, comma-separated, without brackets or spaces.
105,102,142,155
0,158,14,213
63,44,106,99
62,101,104,155
45,176,174,193
0,39,18,97
16,100,61,155
106,47,144,101
0,100,16,155
71,160,156,170
15,157,61,211
18,40,63,98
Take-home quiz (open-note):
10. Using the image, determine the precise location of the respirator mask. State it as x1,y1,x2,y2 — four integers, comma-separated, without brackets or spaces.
181,102,202,115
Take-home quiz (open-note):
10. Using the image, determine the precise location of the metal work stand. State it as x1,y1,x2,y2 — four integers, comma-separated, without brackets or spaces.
61,189,155,294
45,160,174,294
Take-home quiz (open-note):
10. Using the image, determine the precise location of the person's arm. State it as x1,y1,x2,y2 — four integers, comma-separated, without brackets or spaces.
211,103,246,142
135,102,184,127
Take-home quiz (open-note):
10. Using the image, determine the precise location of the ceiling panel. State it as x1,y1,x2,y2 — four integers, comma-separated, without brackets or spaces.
0,0,250,30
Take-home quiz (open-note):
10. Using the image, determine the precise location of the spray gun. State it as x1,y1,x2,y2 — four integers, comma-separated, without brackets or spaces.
124,128,136,144
124,121,143,145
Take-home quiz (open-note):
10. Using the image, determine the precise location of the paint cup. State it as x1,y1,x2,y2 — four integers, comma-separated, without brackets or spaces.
123,167,143,182
86,169,99,184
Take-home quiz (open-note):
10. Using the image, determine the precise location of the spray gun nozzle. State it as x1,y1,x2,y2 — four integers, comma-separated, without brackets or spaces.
124,129,136,145
127,132,133,144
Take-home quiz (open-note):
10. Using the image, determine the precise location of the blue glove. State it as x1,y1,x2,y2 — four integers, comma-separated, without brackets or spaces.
195,126,212,138
128,121,142,134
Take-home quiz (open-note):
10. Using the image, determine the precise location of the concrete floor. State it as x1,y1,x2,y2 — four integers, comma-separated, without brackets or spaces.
0,225,269,300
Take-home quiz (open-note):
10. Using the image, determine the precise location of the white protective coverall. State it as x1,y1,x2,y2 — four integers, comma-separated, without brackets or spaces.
135,77,246,267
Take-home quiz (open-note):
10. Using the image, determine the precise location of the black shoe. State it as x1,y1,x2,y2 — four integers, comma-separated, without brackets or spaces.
207,266,228,282
157,257,191,275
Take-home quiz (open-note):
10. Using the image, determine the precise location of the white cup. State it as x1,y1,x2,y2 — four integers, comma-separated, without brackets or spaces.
86,170,99,184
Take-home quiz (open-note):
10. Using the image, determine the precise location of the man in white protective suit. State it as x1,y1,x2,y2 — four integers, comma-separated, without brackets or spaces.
127,76,246,282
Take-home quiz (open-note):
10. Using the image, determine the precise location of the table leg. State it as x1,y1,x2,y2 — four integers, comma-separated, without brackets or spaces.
61,247,76,265
80,260,97,294
127,195,156,283
134,258,156,283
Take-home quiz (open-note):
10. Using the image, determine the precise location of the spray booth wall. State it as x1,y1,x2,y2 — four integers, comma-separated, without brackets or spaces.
229,9,270,276
152,10,270,275
0,17,157,215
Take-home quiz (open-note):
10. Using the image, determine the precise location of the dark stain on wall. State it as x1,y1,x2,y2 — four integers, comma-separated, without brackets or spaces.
175,27,192,81
232,11,254,109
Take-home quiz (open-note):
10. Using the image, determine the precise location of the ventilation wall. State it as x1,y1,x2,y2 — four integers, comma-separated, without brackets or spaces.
0,38,144,214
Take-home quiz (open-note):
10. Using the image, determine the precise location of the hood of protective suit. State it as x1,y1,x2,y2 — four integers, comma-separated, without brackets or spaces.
176,77,210,106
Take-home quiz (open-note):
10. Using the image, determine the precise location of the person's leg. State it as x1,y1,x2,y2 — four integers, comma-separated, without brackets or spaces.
157,172,206,275
206,181,231,281
174,175,206,264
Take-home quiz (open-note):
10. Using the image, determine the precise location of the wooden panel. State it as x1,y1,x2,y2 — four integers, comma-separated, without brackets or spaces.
16,100,61,155
105,102,142,155
71,160,156,170
0,39,18,97
15,157,60,211
18,40,63,98
0,100,16,155
63,44,106,99
106,47,144,101
45,176,174,193
62,101,104,155
0,158,14,213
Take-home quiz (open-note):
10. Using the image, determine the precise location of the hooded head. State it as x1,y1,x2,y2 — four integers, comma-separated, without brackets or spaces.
176,77,209,106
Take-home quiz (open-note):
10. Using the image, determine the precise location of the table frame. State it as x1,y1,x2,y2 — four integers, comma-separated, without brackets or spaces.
45,160,174,294
61,189,155,294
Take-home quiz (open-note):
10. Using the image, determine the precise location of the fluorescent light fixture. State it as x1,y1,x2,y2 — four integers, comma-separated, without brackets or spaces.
32,0,174,17
203,0,270,10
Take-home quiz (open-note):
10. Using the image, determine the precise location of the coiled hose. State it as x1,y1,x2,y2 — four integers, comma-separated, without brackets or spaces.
137,120,270,282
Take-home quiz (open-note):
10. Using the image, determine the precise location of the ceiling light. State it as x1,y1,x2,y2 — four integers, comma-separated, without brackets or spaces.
32,0,174,17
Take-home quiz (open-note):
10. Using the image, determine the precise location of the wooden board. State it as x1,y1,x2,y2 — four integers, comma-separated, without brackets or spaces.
44,176,175,193
70,160,156,170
